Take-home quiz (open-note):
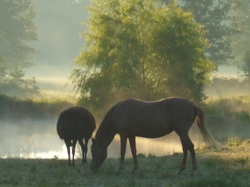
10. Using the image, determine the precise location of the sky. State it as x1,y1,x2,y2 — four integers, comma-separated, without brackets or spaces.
25,0,91,93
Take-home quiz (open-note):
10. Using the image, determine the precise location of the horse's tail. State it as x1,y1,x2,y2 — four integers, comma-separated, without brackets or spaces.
195,106,222,149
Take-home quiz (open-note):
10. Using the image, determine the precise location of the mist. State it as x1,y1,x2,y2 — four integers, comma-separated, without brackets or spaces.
1,103,250,160
25,0,91,91
1,0,250,161
0,119,64,159
0,117,205,159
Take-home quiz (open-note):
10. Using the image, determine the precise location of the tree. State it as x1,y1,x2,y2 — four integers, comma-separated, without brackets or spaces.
0,0,38,97
163,0,239,65
231,0,250,66
72,0,215,110
0,0,37,70
149,3,214,101
0,66,39,98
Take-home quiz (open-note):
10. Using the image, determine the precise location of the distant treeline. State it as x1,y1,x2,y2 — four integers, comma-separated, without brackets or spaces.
1,77,250,120
0,94,73,119
206,78,250,97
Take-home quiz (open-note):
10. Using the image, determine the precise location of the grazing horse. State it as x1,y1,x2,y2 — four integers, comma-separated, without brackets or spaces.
57,107,96,166
91,98,220,174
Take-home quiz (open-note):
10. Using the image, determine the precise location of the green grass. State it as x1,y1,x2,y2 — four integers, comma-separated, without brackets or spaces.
1,141,250,187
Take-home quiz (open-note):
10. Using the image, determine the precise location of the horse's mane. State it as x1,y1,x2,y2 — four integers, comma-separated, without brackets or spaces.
95,101,122,140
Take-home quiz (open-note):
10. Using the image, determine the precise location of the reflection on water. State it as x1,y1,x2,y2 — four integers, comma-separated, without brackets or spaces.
0,119,66,159
0,119,204,159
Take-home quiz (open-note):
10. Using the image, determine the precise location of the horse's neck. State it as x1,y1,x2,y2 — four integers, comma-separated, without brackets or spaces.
96,120,116,147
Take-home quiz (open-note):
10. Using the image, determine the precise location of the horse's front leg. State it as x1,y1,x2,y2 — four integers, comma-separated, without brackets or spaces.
117,135,127,173
129,136,139,172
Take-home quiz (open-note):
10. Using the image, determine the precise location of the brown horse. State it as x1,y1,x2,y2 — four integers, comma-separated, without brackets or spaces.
91,98,220,174
57,107,96,166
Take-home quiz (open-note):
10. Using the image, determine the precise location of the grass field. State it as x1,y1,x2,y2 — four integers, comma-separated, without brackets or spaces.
1,139,250,187
1,94,250,186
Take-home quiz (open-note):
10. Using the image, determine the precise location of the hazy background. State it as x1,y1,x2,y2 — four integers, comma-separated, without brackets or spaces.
1,0,249,160
25,0,91,96
1,0,92,159
25,0,244,95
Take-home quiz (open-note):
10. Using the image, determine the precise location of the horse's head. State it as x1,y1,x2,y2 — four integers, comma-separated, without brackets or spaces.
91,138,107,172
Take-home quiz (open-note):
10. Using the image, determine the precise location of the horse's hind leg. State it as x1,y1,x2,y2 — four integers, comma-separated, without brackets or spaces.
78,138,87,164
84,139,89,163
177,133,197,175
129,136,139,172
72,139,77,167
64,139,71,166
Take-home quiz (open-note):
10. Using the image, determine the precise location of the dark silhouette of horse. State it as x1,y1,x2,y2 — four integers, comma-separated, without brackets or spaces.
91,98,220,174
57,107,96,166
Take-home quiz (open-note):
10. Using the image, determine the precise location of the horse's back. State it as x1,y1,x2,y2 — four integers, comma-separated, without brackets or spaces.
110,98,196,137
114,98,195,119
57,107,96,139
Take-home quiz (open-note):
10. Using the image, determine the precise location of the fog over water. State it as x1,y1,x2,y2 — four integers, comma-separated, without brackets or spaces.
0,118,206,159
0,119,64,159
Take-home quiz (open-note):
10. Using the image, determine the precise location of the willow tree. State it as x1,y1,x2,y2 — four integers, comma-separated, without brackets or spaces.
72,0,215,109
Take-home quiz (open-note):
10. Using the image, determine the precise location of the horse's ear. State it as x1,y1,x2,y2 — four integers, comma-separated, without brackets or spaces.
92,138,96,144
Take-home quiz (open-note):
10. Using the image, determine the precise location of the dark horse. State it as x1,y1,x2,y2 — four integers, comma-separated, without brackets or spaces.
57,107,96,166
91,98,220,174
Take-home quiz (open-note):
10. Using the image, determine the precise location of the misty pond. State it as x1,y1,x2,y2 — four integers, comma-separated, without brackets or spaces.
0,117,207,160
0,119,64,159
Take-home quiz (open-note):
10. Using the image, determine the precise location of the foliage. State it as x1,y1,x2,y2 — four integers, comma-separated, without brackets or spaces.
0,0,37,70
231,0,250,65
149,2,214,102
0,0,38,97
183,0,238,64
226,137,242,147
0,65,39,98
162,0,239,65
72,0,214,110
